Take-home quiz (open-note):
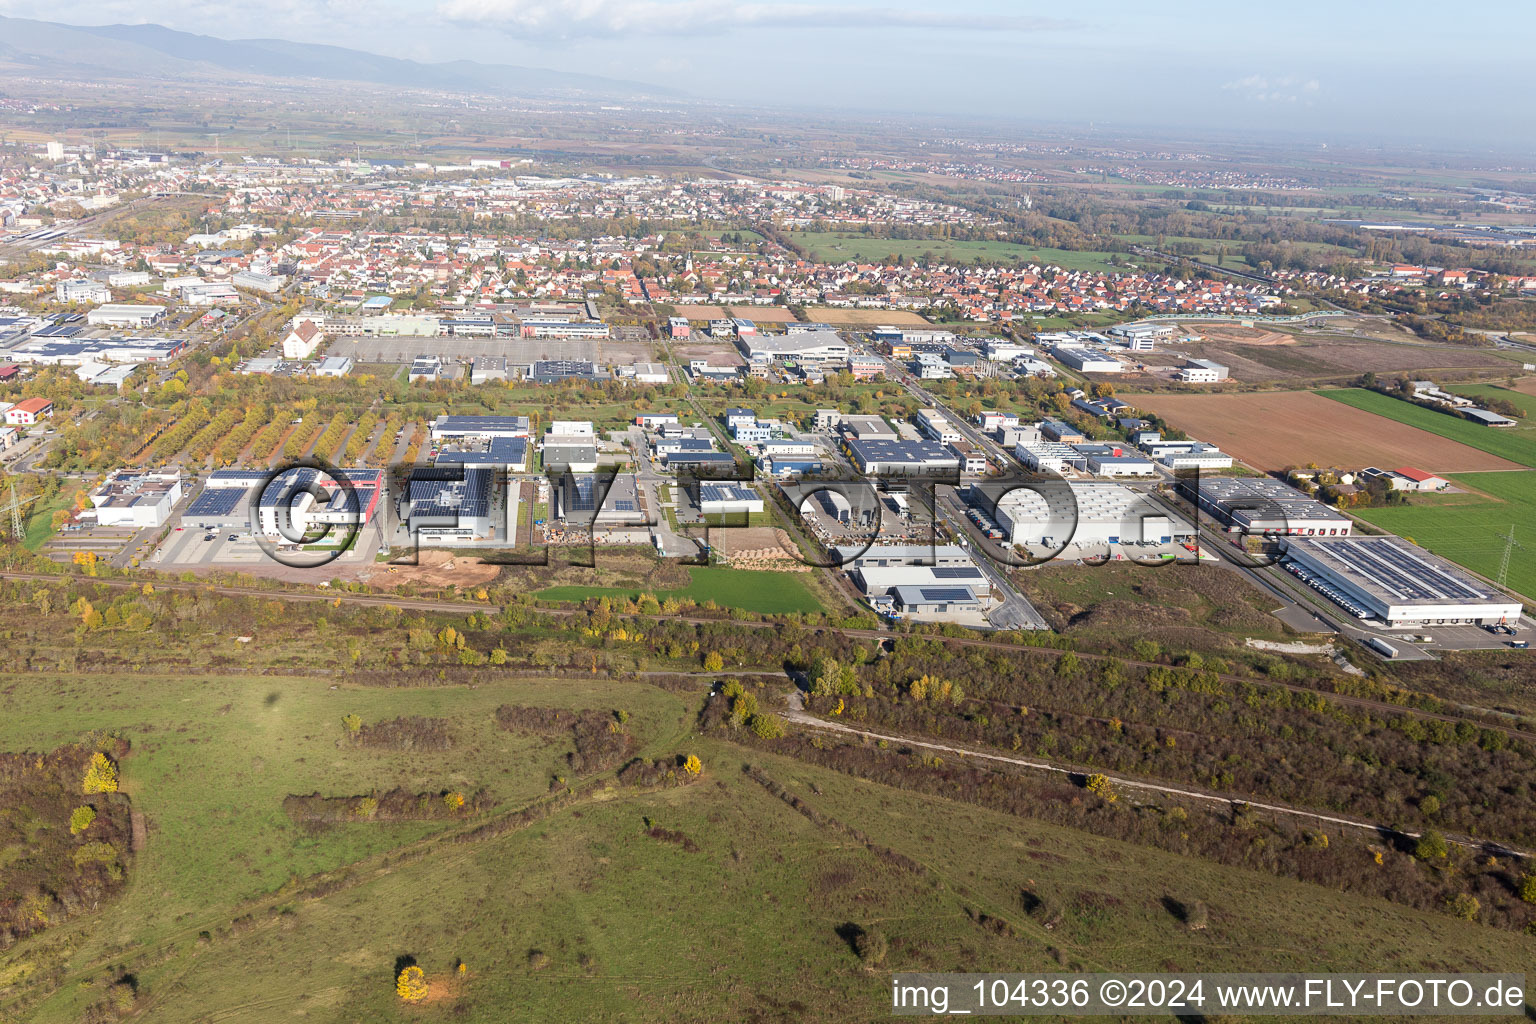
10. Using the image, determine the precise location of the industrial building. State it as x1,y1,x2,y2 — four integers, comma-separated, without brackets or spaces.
1281,535,1522,628
974,481,1188,550
1158,444,1234,470
86,304,166,328
406,467,495,543
1050,345,1124,373
89,471,183,527
739,331,850,363
5,336,186,365
430,415,531,440
556,473,644,528
840,415,898,442
853,563,989,599
832,544,974,568
1176,359,1230,383
697,484,763,517
434,436,529,472
257,467,383,540
1016,442,1087,474
1179,476,1352,536
844,438,960,476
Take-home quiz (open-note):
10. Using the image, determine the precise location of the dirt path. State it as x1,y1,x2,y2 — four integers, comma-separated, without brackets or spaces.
780,691,1530,859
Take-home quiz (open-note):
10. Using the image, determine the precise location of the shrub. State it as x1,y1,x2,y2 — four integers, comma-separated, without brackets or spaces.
1446,893,1480,921
69,806,96,834
1414,829,1449,861
82,752,118,794
683,754,702,776
396,965,428,1002
443,791,465,811
750,714,785,739
853,926,888,966
342,714,362,733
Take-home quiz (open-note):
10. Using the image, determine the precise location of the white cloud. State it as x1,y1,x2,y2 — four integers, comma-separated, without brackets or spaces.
1221,74,1321,104
436,0,1068,39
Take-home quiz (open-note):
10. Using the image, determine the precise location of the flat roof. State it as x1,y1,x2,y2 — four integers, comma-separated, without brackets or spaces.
1283,535,1508,607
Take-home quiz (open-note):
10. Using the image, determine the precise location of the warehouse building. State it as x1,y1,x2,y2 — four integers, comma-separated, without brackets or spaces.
556,473,645,528
1281,535,1522,628
974,481,1188,551
844,438,961,476
697,483,764,517
1050,345,1124,373
1016,442,1087,474
833,544,974,569
406,467,495,543
1176,358,1230,383
434,436,529,472
431,415,531,440
840,415,898,442
853,563,989,600
739,331,850,363
1179,476,1352,536
1159,443,1234,470
86,304,166,328
89,470,183,528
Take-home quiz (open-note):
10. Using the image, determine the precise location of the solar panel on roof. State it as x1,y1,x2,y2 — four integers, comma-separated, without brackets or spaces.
187,488,246,516
919,587,974,602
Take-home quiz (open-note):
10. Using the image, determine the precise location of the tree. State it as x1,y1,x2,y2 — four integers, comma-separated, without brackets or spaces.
70,805,96,834
82,752,118,794
702,651,724,672
342,714,363,733
683,754,702,776
396,965,428,1003
1518,872,1536,905
443,791,466,811
1084,773,1117,803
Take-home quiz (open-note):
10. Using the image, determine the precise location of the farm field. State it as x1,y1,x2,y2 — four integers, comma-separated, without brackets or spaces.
5,668,1531,1023
1163,334,1512,384
1132,391,1523,472
1318,388,1536,468
536,565,822,615
1354,470,1536,602
786,230,1127,272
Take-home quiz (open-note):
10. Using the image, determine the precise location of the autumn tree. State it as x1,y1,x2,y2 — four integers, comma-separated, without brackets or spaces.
683,754,702,776
1084,773,1116,803
70,806,96,834
82,752,118,794
396,965,428,1003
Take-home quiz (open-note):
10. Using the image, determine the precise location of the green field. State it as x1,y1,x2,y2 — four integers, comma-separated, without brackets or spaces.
1355,470,1536,601
536,565,821,615
1449,383,1536,430
1316,388,1536,467
785,231,1127,272
4,668,1531,1022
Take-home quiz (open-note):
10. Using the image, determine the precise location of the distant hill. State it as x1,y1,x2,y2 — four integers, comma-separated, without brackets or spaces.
0,15,669,99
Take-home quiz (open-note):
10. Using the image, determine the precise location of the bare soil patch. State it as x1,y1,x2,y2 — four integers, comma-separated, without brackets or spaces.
1134,391,1524,472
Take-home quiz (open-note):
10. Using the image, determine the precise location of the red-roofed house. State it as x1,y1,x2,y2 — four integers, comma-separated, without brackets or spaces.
1394,466,1449,491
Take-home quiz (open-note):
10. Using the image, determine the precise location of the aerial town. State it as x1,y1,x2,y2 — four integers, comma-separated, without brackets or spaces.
1,7,1535,1021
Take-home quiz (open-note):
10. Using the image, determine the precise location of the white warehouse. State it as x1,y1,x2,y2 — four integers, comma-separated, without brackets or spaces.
1281,535,1522,629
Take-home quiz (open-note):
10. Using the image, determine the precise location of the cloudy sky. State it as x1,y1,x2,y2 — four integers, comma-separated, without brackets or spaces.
0,0,1529,148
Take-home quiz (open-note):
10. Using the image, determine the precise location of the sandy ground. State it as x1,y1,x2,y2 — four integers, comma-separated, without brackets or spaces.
363,550,501,590
710,526,809,569
1133,391,1524,473
1190,323,1293,346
